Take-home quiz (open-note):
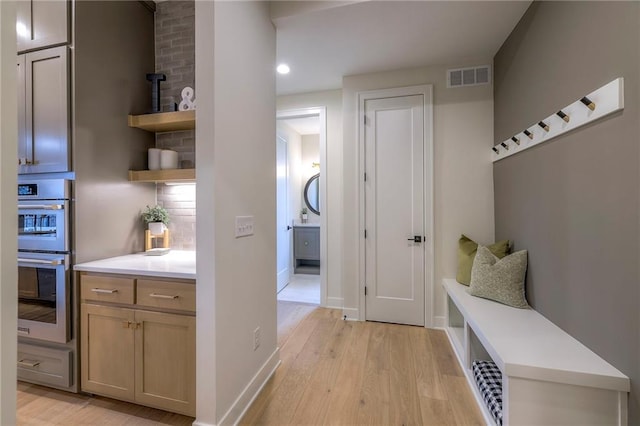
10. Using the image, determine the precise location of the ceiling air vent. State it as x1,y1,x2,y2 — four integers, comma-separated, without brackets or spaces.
447,65,491,88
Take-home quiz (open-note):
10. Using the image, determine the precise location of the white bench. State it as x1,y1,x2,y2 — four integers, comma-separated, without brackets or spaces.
442,278,629,426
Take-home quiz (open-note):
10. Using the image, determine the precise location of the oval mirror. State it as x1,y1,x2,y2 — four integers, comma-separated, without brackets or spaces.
304,173,320,215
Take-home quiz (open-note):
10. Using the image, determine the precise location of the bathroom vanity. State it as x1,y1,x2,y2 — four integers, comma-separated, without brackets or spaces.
293,225,320,275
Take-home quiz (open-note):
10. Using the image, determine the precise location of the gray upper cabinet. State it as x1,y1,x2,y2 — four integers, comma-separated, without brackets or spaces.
17,0,70,53
18,46,70,174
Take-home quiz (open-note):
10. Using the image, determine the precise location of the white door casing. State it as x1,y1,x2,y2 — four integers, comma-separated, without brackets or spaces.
276,135,290,292
276,107,328,306
358,85,434,327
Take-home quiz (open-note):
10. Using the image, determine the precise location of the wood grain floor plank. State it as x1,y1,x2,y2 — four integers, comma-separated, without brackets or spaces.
322,320,372,426
389,324,423,426
288,319,353,424
17,382,193,425
429,328,464,377
419,396,457,426
246,312,337,425
442,374,485,426
355,322,391,425
410,326,447,401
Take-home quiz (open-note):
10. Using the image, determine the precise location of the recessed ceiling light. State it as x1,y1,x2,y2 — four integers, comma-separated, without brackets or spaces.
277,64,290,75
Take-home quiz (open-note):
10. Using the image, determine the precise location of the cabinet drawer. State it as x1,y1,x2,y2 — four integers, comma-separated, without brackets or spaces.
137,279,195,313
81,275,134,304
17,343,71,388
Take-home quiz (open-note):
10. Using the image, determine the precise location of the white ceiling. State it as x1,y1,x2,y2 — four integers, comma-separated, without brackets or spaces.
279,116,321,135
274,1,531,95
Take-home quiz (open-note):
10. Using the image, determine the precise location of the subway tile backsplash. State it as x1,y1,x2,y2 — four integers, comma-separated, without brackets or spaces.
157,184,196,251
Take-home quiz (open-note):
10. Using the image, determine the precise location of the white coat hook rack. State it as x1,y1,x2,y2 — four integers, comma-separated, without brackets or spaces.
492,78,624,162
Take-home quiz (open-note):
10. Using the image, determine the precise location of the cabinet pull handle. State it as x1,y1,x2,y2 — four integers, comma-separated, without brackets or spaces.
149,293,179,300
122,320,132,328
18,359,40,368
91,288,118,294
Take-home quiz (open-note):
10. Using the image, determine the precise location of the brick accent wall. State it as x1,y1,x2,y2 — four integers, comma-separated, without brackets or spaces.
155,0,196,250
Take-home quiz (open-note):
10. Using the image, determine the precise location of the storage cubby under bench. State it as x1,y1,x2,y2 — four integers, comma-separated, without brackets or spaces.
442,278,629,426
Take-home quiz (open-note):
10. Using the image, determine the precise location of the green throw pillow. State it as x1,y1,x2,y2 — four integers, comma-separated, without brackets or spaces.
468,246,529,309
456,235,510,285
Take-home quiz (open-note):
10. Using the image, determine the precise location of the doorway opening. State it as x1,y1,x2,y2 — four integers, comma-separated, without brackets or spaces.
276,107,327,306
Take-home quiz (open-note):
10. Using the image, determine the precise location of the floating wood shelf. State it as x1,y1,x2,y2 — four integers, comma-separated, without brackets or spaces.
128,168,195,183
128,110,195,132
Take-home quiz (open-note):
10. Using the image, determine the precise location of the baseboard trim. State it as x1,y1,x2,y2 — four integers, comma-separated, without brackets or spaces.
342,307,359,321
217,347,281,426
325,296,343,309
192,421,215,426
433,315,445,329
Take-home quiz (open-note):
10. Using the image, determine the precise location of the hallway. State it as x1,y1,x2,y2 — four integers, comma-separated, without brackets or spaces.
242,304,483,425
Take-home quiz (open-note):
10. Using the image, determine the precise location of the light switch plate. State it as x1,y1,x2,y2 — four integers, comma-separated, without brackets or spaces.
235,216,254,238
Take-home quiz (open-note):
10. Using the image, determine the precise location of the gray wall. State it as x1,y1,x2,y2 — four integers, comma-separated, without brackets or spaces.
154,0,195,168
74,1,156,262
493,1,640,421
154,0,196,251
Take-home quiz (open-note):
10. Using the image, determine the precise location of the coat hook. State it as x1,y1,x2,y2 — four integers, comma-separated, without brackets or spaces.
580,96,596,111
538,121,549,132
511,136,520,145
500,142,509,150
492,146,499,154
523,129,533,139
556,110,570,123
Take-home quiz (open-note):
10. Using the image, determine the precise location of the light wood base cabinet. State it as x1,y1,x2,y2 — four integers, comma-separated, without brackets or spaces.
135,310,195,415
80,273,195,416
81,304,135,401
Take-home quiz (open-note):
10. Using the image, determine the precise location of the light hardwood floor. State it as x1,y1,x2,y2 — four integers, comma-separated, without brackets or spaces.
17,301,482,425
242,302,484,425
17,381,194,425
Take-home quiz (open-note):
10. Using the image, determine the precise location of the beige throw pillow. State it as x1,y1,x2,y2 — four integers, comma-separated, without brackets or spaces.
468,246,529,309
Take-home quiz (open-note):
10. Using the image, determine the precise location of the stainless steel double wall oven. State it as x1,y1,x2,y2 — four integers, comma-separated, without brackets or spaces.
17,178,74,390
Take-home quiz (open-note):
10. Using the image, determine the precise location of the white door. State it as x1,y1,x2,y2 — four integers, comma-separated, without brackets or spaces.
276,135,290,293
364,94,426,326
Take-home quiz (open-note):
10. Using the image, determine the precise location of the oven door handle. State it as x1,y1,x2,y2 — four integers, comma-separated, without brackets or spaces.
18,204,64,210
17,258,62,266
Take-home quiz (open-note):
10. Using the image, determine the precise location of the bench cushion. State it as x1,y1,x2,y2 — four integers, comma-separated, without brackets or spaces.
472,359,503,426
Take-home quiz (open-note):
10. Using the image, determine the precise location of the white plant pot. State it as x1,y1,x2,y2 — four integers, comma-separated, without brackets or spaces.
148,222,165,236
301,214,308,223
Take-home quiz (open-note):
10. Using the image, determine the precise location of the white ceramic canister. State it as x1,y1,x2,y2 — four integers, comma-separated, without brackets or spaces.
148,148,161,170
160,149,179,169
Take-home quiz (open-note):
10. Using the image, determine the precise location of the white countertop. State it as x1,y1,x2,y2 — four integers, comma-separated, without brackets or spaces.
293,223,320,228
74,250,195,280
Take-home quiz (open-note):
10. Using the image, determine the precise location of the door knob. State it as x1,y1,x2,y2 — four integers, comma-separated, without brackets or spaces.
407,236,422,243
286,225,292,230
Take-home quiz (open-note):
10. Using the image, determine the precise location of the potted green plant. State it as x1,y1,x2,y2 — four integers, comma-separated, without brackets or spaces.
141,205,170,236
301,207,308,223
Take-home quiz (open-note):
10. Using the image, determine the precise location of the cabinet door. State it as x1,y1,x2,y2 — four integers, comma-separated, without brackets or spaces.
294,227,320,260
22,46,69,174
135,310,196,417
81,304,135,401
17,0,69,53
17,55,27,167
